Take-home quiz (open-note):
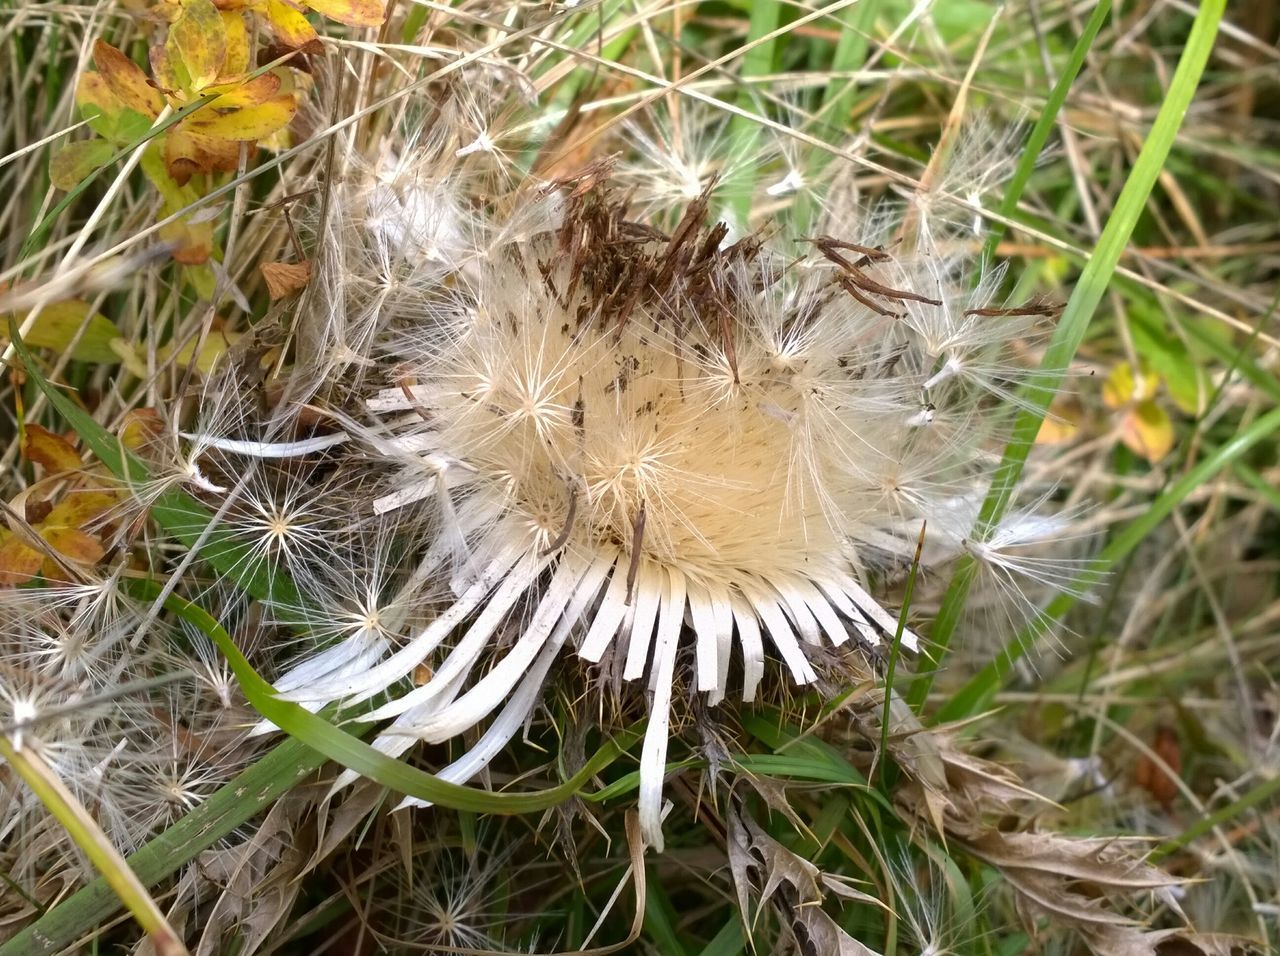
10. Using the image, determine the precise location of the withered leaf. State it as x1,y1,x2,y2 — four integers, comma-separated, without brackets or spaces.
22,425,82,474
260,260,312,299
91,40,164,118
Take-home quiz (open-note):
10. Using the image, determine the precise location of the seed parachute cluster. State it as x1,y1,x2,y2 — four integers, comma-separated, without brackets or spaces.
153,103,1057,849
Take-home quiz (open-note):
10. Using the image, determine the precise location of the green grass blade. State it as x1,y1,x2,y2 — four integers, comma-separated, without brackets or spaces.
0,738,184,955
880,520,924,776
908,0,1226,712
1150,772,1280,863
934,402,1280,723
698,918,746,956
791,0,882,235
726,0,783,224
981,0,1112,261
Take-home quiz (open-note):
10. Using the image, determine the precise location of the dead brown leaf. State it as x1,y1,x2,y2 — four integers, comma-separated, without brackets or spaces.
259,260,312,299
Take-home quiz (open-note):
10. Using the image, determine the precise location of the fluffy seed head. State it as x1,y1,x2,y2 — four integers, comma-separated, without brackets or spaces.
246,110,1058,849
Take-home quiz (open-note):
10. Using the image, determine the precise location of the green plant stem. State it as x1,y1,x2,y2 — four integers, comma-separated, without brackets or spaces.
1150,773,1280,862
726,0,783,224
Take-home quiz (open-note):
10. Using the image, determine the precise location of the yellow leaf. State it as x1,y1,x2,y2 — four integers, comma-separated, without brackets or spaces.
49,139,114,190
164,328,240,374
221,10,252,74
303,0,385,28
4,299,122,363
91,40,164,118
22,425,82,474
183,264,218,301
149,43,186,97
1102,360,1160,409
120,409,164,451
203,71,282,107
262,0,322,51
182,94,297,141
120,328,239,376
1036,400,1082,445
140,144,218,263
44,491,119,531
1101,362,1133,408
1120,400,1174,463
76,72,123,120
160,215,216,265
41,527,105,570
168,0,228,91
76,74,155,142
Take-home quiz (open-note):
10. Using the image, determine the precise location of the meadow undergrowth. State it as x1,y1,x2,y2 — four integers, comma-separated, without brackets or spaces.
1,1,1277,954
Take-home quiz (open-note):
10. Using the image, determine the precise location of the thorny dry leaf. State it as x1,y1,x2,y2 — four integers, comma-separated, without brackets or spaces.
1084,926,1267,956
133,788,317,956
727,797,885,956
884,719,1223,956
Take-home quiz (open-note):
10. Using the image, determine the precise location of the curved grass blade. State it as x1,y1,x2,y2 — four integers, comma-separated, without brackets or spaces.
154,585,642,814
8,320,645,950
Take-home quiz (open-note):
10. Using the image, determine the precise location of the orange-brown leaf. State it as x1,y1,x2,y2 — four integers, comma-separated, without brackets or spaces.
1134,726,1182,809
164,122,242,183
92,40,164,118
303,0,384,28
161,215,217,264
203,71,281,107
260,259,312,299
262,0,322,51
22,425,82,474
0,534,43,587
1035,399,1082,445
1120,400,1174,463
120,408,164,450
